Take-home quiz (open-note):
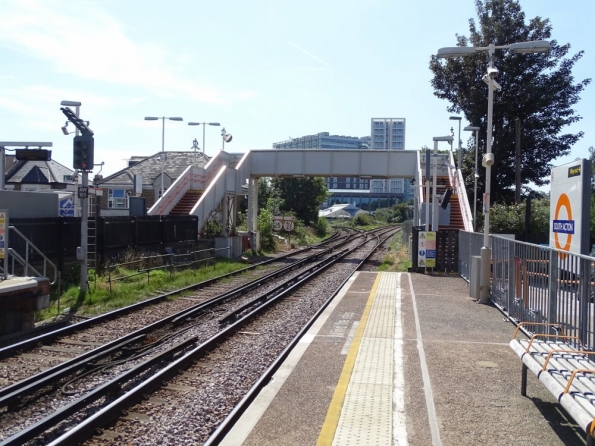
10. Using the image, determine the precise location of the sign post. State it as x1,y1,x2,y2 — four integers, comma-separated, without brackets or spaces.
273,216,295,245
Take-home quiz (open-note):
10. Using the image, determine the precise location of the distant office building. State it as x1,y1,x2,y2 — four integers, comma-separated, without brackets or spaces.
370,118,412,202
371,118,406,150
272,132,369,150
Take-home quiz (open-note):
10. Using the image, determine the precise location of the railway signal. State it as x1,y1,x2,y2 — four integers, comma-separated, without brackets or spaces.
73,134,94,170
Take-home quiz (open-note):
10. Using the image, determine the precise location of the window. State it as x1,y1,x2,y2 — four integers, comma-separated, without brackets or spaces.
108,189,128,208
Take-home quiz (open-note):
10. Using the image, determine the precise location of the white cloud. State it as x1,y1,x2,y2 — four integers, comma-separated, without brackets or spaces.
289,41,332,69
0,0,229,103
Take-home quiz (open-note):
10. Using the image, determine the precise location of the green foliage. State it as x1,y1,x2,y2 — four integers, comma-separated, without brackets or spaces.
372,203,412,224
271,177,329,224
429,0,591,202
376,233,411,272
257,207,276,252
38,259,248,320
203,219,222,238
486,198,550,237
353,213,374,227
313,217,329,237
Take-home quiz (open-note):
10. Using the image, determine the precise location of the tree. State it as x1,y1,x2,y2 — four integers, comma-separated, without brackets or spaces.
271,177,330,224
430,0,590,204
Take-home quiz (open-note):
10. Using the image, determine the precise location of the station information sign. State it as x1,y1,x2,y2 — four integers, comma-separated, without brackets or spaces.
549,159,591,258
417,231,436,268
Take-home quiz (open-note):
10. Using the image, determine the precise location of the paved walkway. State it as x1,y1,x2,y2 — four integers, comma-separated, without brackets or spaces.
222,272,586,445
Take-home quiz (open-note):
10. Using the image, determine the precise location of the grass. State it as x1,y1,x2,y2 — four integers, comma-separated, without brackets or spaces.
377,233,412,272
38,223,408,323
39,258,249,321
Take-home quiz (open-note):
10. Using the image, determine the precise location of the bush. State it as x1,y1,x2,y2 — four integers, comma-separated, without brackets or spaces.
258,208,276,252
203,219,222,238
354,213,374,226
313,218,329,237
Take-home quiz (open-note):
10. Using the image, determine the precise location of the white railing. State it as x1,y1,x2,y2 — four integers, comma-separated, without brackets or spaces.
192,165,229,233
1,226,57,284
449,152,473,231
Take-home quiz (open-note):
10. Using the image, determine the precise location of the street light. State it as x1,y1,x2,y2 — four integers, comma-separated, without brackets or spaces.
464,125,480,232
188,122,221,162
437,39,551,304
144,116,183,198
221,128,232,151
449,116,462,170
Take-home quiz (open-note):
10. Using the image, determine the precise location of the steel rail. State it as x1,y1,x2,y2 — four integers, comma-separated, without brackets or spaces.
204,228,395,444
0,232,347,357
0,234,350,407
43,230,381,445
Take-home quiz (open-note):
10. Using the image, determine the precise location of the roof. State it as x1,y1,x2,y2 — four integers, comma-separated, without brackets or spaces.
319,203,369,218
5,158,74,184
96,151,210,187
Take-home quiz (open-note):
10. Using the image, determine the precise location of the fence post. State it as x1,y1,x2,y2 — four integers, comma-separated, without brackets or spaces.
580,256,590,346
193,248,197,276
507,239,515,319
169,253,173,279
548,252,558,327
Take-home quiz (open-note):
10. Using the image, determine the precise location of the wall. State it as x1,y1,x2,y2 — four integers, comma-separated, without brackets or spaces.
0,190,59,218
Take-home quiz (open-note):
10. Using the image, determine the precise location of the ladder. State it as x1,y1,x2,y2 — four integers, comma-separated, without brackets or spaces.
87,192,97,273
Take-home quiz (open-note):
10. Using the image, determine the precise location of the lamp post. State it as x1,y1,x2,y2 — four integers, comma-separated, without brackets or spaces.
221,128,232,151
437,39,551,304
464,125,480,231
449,116,462,170
188,122,221,162
144,116,183,198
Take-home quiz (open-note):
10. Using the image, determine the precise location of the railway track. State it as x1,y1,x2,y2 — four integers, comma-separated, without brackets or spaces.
0,226,400,445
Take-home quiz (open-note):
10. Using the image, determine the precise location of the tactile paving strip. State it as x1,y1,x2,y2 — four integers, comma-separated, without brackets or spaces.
332,272,397,445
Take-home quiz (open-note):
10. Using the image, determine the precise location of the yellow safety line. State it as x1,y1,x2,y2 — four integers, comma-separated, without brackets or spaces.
316,272,382,446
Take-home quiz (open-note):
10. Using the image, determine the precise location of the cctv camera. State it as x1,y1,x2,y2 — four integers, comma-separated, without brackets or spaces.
487,67,499,78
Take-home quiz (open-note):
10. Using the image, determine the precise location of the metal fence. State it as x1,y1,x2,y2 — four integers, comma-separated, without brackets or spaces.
9,215,202,275
106,246,228,292
459,231,595,350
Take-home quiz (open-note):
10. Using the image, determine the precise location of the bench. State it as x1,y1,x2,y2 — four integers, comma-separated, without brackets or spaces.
510,322,595,445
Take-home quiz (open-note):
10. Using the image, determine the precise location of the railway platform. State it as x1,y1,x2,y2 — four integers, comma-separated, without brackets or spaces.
220,271,584,445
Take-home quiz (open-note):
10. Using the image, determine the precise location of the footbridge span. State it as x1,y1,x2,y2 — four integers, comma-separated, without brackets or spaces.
148,148,468,255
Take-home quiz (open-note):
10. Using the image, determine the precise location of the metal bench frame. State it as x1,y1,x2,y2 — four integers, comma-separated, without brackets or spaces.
510,322,595,445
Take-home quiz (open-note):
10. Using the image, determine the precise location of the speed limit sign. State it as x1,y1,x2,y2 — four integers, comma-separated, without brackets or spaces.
283,220,294,231
273,218,283,231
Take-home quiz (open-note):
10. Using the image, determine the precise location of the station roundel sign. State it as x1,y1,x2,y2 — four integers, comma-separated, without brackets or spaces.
283,220,295,231
554,193,572,258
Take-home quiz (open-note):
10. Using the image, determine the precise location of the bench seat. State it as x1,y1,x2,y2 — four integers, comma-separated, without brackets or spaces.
510,322,595,444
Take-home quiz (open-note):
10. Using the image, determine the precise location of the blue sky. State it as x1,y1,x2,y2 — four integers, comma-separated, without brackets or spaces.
1,0,593,188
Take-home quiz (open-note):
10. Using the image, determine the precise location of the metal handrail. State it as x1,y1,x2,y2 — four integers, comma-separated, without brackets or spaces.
6,225,58,284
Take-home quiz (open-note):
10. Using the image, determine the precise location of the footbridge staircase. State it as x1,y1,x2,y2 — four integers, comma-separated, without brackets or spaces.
148,149,473,254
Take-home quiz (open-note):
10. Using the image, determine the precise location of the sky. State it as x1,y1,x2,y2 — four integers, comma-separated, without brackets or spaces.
0,0,593,189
